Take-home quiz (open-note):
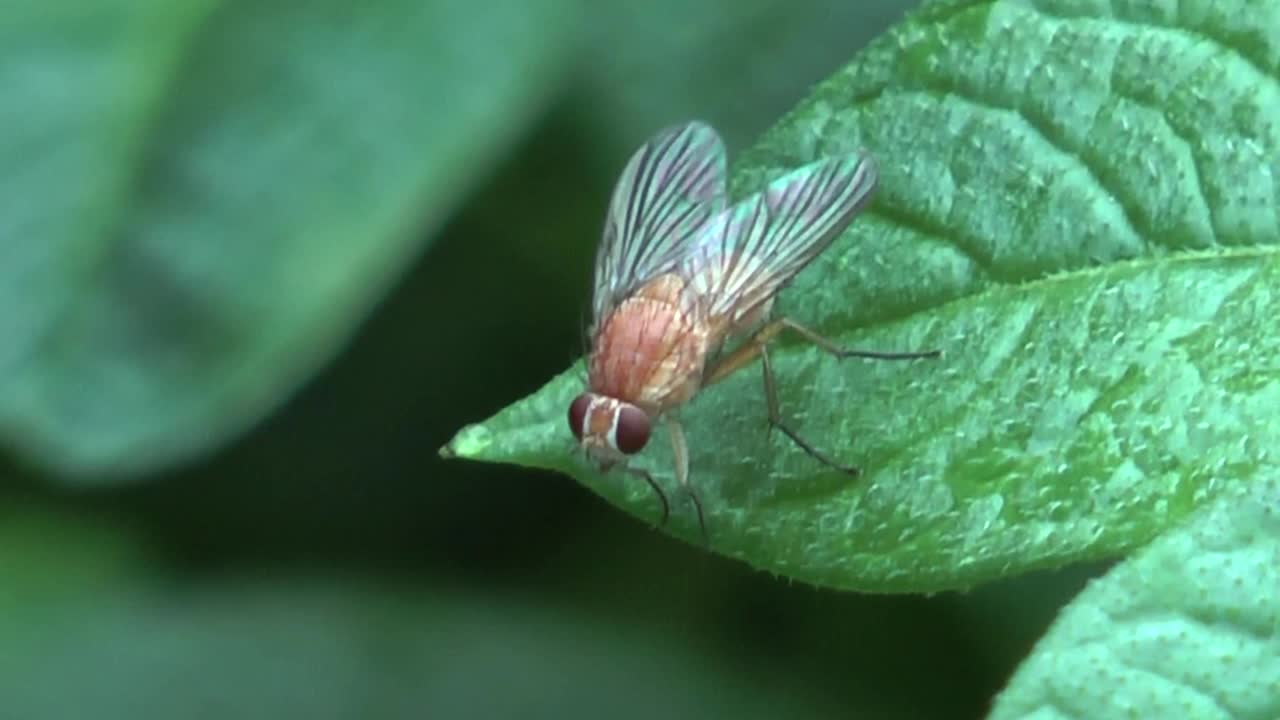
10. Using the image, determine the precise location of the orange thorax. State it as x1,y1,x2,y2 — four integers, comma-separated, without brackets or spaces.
588,273,709,412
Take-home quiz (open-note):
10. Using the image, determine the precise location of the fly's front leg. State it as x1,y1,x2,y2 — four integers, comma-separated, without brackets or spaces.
621,420,707,542
622,465,670,527
703,315,939,474
665,419,708,543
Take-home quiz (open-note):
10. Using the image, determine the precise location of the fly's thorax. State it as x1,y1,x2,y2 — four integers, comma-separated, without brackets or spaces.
632,272,689,305
567,393,652,463
588,273,710,410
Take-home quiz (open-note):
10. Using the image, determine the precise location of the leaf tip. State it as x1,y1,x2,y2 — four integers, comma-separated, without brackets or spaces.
439,423,494,461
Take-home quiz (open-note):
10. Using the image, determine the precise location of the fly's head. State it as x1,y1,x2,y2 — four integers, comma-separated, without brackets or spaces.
568,392,651,467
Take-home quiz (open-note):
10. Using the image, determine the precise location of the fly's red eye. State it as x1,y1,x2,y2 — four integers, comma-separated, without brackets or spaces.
568,394,592,440
614,405,651,454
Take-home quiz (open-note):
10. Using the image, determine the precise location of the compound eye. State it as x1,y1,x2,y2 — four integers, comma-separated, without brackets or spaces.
614,405,651,454
568,394,592,440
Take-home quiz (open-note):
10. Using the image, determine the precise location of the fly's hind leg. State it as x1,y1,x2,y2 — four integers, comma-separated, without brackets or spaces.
759,344,861,475
704,316,940,474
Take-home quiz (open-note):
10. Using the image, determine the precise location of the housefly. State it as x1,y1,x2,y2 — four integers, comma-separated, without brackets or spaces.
568,121,938,538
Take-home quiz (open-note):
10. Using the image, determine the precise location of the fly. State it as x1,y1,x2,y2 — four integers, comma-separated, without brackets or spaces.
567,121,939,539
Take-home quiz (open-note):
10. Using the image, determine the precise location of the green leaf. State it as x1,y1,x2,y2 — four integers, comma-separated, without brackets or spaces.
2,580,863,720
10,585,853,720
444,0,1280,591
0,502,151,608
0,1,215,399
0,0,575,481
0,504,852,720
989,481,1280,719
579,0,912,150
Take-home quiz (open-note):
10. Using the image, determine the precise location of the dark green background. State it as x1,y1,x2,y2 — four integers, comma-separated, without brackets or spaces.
3,2,1103,717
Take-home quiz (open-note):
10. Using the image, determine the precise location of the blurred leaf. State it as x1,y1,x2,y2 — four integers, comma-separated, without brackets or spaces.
0,503,857,720
579,0,913,152
444,0,1280,591
0,502,150,609
0,2,214,384
989,480,1280,719
11,585,853,720
0,0,575,480
3,583,855,720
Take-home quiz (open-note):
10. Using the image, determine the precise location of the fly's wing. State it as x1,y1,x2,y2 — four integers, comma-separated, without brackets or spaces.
681,151,878,326
593,122,727,323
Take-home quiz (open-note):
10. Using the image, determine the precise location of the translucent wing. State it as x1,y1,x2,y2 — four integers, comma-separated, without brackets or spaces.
593,122,727,322
682,151,878,325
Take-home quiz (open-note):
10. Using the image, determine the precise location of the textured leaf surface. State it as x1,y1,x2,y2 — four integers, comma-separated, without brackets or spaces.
445,0,1280,591
0,0,573,480
989,480,1280,719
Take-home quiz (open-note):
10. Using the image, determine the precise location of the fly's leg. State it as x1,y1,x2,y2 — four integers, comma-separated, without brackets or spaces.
666,419,708,544
705,317,941,386
623,465,670,527
704,316,940,474
618,420,708,543
759,345,861,475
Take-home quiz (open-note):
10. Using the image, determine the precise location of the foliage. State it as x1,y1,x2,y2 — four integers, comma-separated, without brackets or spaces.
450,0,1280,588
5,0,1278,717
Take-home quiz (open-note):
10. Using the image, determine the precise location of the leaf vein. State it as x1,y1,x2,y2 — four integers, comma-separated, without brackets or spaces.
1097,633,1237,718
866,204,1001,280
1030,1,1280,89
904,83,1151,255
1027,4,1280,249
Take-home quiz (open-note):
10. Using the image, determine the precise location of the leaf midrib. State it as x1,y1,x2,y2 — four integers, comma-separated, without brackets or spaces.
772,243,1277,353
